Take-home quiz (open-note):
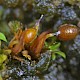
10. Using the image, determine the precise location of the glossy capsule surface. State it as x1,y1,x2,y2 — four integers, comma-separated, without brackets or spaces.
24,28,37,43
58,24,79,41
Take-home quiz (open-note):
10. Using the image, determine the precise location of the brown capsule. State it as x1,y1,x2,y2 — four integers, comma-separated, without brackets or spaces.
24,28,37,43
57,24,79,41
30,30,51,59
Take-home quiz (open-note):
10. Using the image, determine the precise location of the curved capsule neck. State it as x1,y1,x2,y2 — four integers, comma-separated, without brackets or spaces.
45,31,61,38
35,15,44,31
50,31,61,36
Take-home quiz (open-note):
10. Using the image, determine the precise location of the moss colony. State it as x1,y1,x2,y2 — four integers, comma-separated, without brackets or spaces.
0,0,80,80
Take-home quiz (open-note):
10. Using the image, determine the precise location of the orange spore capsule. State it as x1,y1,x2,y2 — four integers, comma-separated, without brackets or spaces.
58,24,79,41
24,28,37,43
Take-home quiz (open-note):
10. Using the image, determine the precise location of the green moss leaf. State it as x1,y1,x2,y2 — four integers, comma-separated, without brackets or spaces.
0,64,5,70
44,42,49,47
52,54,56,60
49,43,61,51
0,32,7,42
0,54,7,64
55,51,66,59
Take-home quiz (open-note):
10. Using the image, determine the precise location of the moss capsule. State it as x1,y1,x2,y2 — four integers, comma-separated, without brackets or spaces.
24,28,37,43
57,24,79,41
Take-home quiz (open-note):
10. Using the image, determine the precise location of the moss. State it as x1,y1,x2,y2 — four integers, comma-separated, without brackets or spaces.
0,0,80,80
